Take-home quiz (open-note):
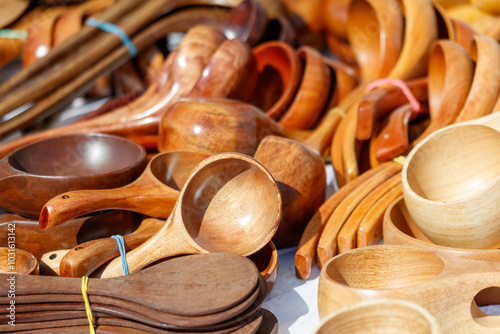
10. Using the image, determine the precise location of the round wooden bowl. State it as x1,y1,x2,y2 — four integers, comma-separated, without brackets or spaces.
0,247,39,275
247,241,278,294
314,299,441,334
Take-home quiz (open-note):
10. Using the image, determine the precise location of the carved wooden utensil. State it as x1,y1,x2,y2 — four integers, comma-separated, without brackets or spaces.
100,152,281,278
1,253,260,316
384,196,500,262
402,112,500,249
254,135,326,248
0,210,142,260
0,133,146,218
318,244,500,333
0,247,38,275
40,151,209,229
0,0,30,29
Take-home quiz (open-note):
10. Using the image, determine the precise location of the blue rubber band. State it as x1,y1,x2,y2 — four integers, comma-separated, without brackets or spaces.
111,235,129,276
86,17,137,57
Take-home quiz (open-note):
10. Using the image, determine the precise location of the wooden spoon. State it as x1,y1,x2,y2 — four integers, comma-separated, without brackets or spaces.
0,247,38,275
223,0,268,46
254,135,326,248
0,133,146,218
412,40,473,145
0,0,30,29
402,112,500,249
100,152,281,278
40,151,209,229
2,253,260,316
0,210,142,260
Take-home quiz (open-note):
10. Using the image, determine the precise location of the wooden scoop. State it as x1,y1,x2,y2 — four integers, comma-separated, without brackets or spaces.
100,152,281,278
40,151,209,229
402,112,500,249
0,247,38,275
0,133,146,218
318,244,500,333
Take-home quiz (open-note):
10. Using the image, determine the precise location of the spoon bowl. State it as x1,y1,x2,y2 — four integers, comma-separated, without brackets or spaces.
403,112,500,249
101,152,282,277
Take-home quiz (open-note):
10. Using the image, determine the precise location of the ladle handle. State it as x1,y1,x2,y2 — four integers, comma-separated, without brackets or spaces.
39,182,178,229
59,218,162,277
100,216,202,278
470,111,500,132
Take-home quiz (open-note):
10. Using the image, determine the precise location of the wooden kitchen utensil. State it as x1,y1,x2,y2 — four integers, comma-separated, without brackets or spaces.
100,152,281,278
318,244,500,333
0,133,146,218
40,151,209,229
0,247,38,275
402,112,500,249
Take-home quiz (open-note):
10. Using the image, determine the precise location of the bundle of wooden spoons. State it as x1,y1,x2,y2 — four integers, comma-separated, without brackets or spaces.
0,253,270,333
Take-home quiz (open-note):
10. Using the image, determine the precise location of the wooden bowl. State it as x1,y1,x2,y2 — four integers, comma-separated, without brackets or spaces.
314,299,441,334
402,113,500,249
247,241,279,294
0,247,38,275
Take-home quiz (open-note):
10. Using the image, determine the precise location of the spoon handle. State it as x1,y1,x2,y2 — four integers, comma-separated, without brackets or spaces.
100,215,201,278
59,218,163,277
39,181,178,229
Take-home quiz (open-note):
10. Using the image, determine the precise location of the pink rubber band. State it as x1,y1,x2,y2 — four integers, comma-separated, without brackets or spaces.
366,78,421,113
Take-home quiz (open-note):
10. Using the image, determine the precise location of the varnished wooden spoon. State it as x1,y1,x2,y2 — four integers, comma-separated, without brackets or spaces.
100,152,281,278
40,151,209,229
0,247,38,275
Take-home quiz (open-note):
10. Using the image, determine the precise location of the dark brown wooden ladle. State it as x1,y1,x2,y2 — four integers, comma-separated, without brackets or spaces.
40,151,209,229
0,133,146,218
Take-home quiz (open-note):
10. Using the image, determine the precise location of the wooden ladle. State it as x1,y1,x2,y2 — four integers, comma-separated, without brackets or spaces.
100,152,281,278
40,151,209,229
402,112,500,249
0,133,146,218
0,247,38,275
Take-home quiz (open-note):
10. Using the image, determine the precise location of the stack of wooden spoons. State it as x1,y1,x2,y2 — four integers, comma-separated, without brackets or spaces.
0,253,269,333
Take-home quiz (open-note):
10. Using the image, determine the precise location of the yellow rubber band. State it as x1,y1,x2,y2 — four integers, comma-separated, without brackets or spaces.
81,276,96,334
393,155,406,165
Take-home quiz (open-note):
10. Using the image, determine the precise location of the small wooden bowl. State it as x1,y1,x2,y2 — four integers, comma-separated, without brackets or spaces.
247,241,279,294
0,247,39,275
315,299,441,334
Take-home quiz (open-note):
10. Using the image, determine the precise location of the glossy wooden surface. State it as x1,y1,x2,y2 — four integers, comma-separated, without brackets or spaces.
318,244,500,333
0,133,146,218
100,153,281,278
403,112,500,249
0,247,38,275
40,151,208,229
254,136,326,248
223,0,268,46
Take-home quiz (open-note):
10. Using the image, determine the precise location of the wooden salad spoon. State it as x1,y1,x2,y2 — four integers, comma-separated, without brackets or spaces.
412,40,473,145
40,151,209,229
402,112,500,249
254,135,326,248
100,152,281,278
384,196,500,262
0,210,142,260
0,133,146,218
159,97,343,157
454,35,500,122
0,247,38,275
